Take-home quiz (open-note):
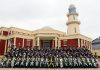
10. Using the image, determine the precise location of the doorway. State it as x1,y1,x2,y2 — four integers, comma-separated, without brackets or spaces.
43,40,50,49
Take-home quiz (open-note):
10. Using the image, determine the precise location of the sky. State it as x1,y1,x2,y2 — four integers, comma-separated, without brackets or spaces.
0,0,100,39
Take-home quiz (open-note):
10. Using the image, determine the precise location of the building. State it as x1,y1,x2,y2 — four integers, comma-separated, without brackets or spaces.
0,4,92,56
92,37,100,56
92,37,100,49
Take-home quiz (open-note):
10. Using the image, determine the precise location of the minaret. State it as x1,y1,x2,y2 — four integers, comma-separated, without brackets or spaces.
67,4,80,35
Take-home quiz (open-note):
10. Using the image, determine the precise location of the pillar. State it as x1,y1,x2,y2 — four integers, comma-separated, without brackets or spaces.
1,30,3,36
83,40,85,48
80,39,81,48
85,40,87,48
87,41,89,49
14,37,16,48
86,41,88,49
88,42,90,50
22,38,24,48
4,39,7,55
58,39,60,49
32,39,34,48
81,39,83,47
37,37,40,49
52,40,55,49
55,37,57,49
78,39,80,48
90,42,92,51
7,39,9,52
83,40,85,47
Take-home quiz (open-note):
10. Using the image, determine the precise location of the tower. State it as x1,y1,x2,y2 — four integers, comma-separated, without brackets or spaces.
67,4,80,35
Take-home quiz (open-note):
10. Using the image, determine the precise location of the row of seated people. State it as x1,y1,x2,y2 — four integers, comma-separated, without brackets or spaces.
5,47,93,58
0,46,98,68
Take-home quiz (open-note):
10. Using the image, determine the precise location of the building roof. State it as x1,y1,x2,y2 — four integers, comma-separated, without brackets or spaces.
92,37,100,49
32,26,66,35
92,37,100,44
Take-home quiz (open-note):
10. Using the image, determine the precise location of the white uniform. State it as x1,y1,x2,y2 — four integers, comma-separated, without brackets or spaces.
60,58,63,68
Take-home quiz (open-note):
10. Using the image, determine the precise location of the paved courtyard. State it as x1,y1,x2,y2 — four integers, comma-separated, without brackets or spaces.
0,68,100,70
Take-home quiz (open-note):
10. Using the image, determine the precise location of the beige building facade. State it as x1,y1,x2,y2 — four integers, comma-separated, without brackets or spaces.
0,4,92,56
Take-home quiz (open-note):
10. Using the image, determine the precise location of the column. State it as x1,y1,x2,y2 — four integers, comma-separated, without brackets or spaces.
52,40,54,49
86,41,88,49
7,39,10,52
4,39,7,55
88,42,92,50
84,40,86,48
83,40,85,47
32,39,34,48
14,37,16,48
55,37,57,49
37,37,40,49
58,39,61,49
35,38,37,47
22,38,24,48
83,40,85,48
81,39,83,47
87,41,89,49
85,41,87,49
80,39,81,48
78,39,80,48
1,31,3,36
87,41,89,50
85,40,87,48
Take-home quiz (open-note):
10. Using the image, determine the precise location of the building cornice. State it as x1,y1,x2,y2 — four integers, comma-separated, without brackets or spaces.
67,13,78,17
67,21,80,25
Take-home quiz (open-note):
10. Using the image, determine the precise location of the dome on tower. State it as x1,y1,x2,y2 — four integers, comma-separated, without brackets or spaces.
68,4,76,13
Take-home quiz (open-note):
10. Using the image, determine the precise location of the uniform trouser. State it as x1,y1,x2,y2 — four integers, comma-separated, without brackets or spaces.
44,63,48,68
40,62,44,68
20,64,24,68
30,63,34,68
48,62,54,68
64,62,68,67
35,62,39,67
60,63,63,68
54,62,59,68
15,64,20,68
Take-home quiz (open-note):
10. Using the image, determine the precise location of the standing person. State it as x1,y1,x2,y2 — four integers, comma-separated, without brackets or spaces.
30,59,34,68
20,58,25,68
0,59,3,68
35,56,39,67
45,56,49,68
6,58,11,68
11,57,15,68
26,58,29,68
55,55,59,68
1,57,7,68
37,55,41,67
63,56,68,68
48,55,54,68
59,56,63,68
40,56,44,68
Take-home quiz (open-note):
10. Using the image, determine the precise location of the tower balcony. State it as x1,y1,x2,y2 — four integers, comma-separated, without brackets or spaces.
67,20,80,25
67,13,78,17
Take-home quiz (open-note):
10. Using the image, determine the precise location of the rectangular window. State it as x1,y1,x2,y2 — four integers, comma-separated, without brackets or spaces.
75,28,76,33
64,40,67,46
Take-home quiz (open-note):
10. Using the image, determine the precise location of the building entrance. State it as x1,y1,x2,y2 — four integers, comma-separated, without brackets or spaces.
43,40,51,49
